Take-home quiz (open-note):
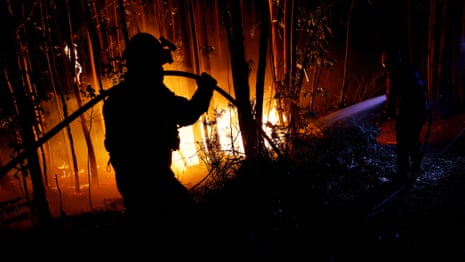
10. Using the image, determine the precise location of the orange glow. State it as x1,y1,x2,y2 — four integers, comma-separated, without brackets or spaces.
213,107,245,155
0,70,286,227
173,125,200,171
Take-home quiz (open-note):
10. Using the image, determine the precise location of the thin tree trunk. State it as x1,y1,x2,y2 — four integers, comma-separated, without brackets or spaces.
48,1,81,193
427,0,436,108
82,0,105,93
19,38,50,187
436,0,447,105
268,0,281,82
268,0,287,131
285,0,299,138
457,1,465,101
185,0,216,157
66,0,100,186
254,0,270,155
118,0,129,44
1,2,52,226
340,0,354,108
225,0,259,158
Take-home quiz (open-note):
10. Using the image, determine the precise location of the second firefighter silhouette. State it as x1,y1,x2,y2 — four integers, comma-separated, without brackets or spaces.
102,32,217,224
381,49,429,183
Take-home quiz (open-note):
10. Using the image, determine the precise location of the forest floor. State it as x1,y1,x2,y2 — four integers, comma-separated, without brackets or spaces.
2,106,465,261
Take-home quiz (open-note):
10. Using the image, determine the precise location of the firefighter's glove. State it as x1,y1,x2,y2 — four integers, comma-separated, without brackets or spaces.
197,72,217,92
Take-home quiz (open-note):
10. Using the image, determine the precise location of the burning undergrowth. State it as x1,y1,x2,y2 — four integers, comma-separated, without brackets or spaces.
3,112,464,259
183,113,465,259
192,111,465,237
193,116,397,220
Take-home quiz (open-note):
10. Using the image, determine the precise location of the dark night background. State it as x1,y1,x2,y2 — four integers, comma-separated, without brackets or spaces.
0,1,464,260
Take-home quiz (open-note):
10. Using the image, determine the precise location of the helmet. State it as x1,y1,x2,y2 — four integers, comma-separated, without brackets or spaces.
381,49,401,70
123,33,167,70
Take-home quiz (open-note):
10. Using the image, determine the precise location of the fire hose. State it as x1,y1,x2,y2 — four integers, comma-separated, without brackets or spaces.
165,71,283,159
0,70,282,178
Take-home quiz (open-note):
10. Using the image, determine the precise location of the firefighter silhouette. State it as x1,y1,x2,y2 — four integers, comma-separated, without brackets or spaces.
102,32,217,228
381,49,428,183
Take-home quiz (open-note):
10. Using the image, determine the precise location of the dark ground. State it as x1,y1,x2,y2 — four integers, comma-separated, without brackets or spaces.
2,109,465,261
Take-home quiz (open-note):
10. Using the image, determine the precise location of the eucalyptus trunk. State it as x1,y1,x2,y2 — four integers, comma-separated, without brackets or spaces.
224,0,259,159
254,0,270,155
456,2,465,101
1,2,52,226
427,0,437,108
268,0,288,135
66,0,100,185
47,1,81,194
284,0,299,139
436,0,447,108
339,0,354,108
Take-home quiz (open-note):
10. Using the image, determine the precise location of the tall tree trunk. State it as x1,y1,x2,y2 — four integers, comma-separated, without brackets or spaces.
19,40,50,187
82,0,105,93
436,0,447,108
427,0,437,109
48,1,81,194
268,0,281,83
183,0,218,159
118,0,129,44
224,0,259,158
1,2,52,227
268,0,288,131
254,0,270,155
339,0,354,108
285,0,299,139
457,1,465,102
66,0,100,186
